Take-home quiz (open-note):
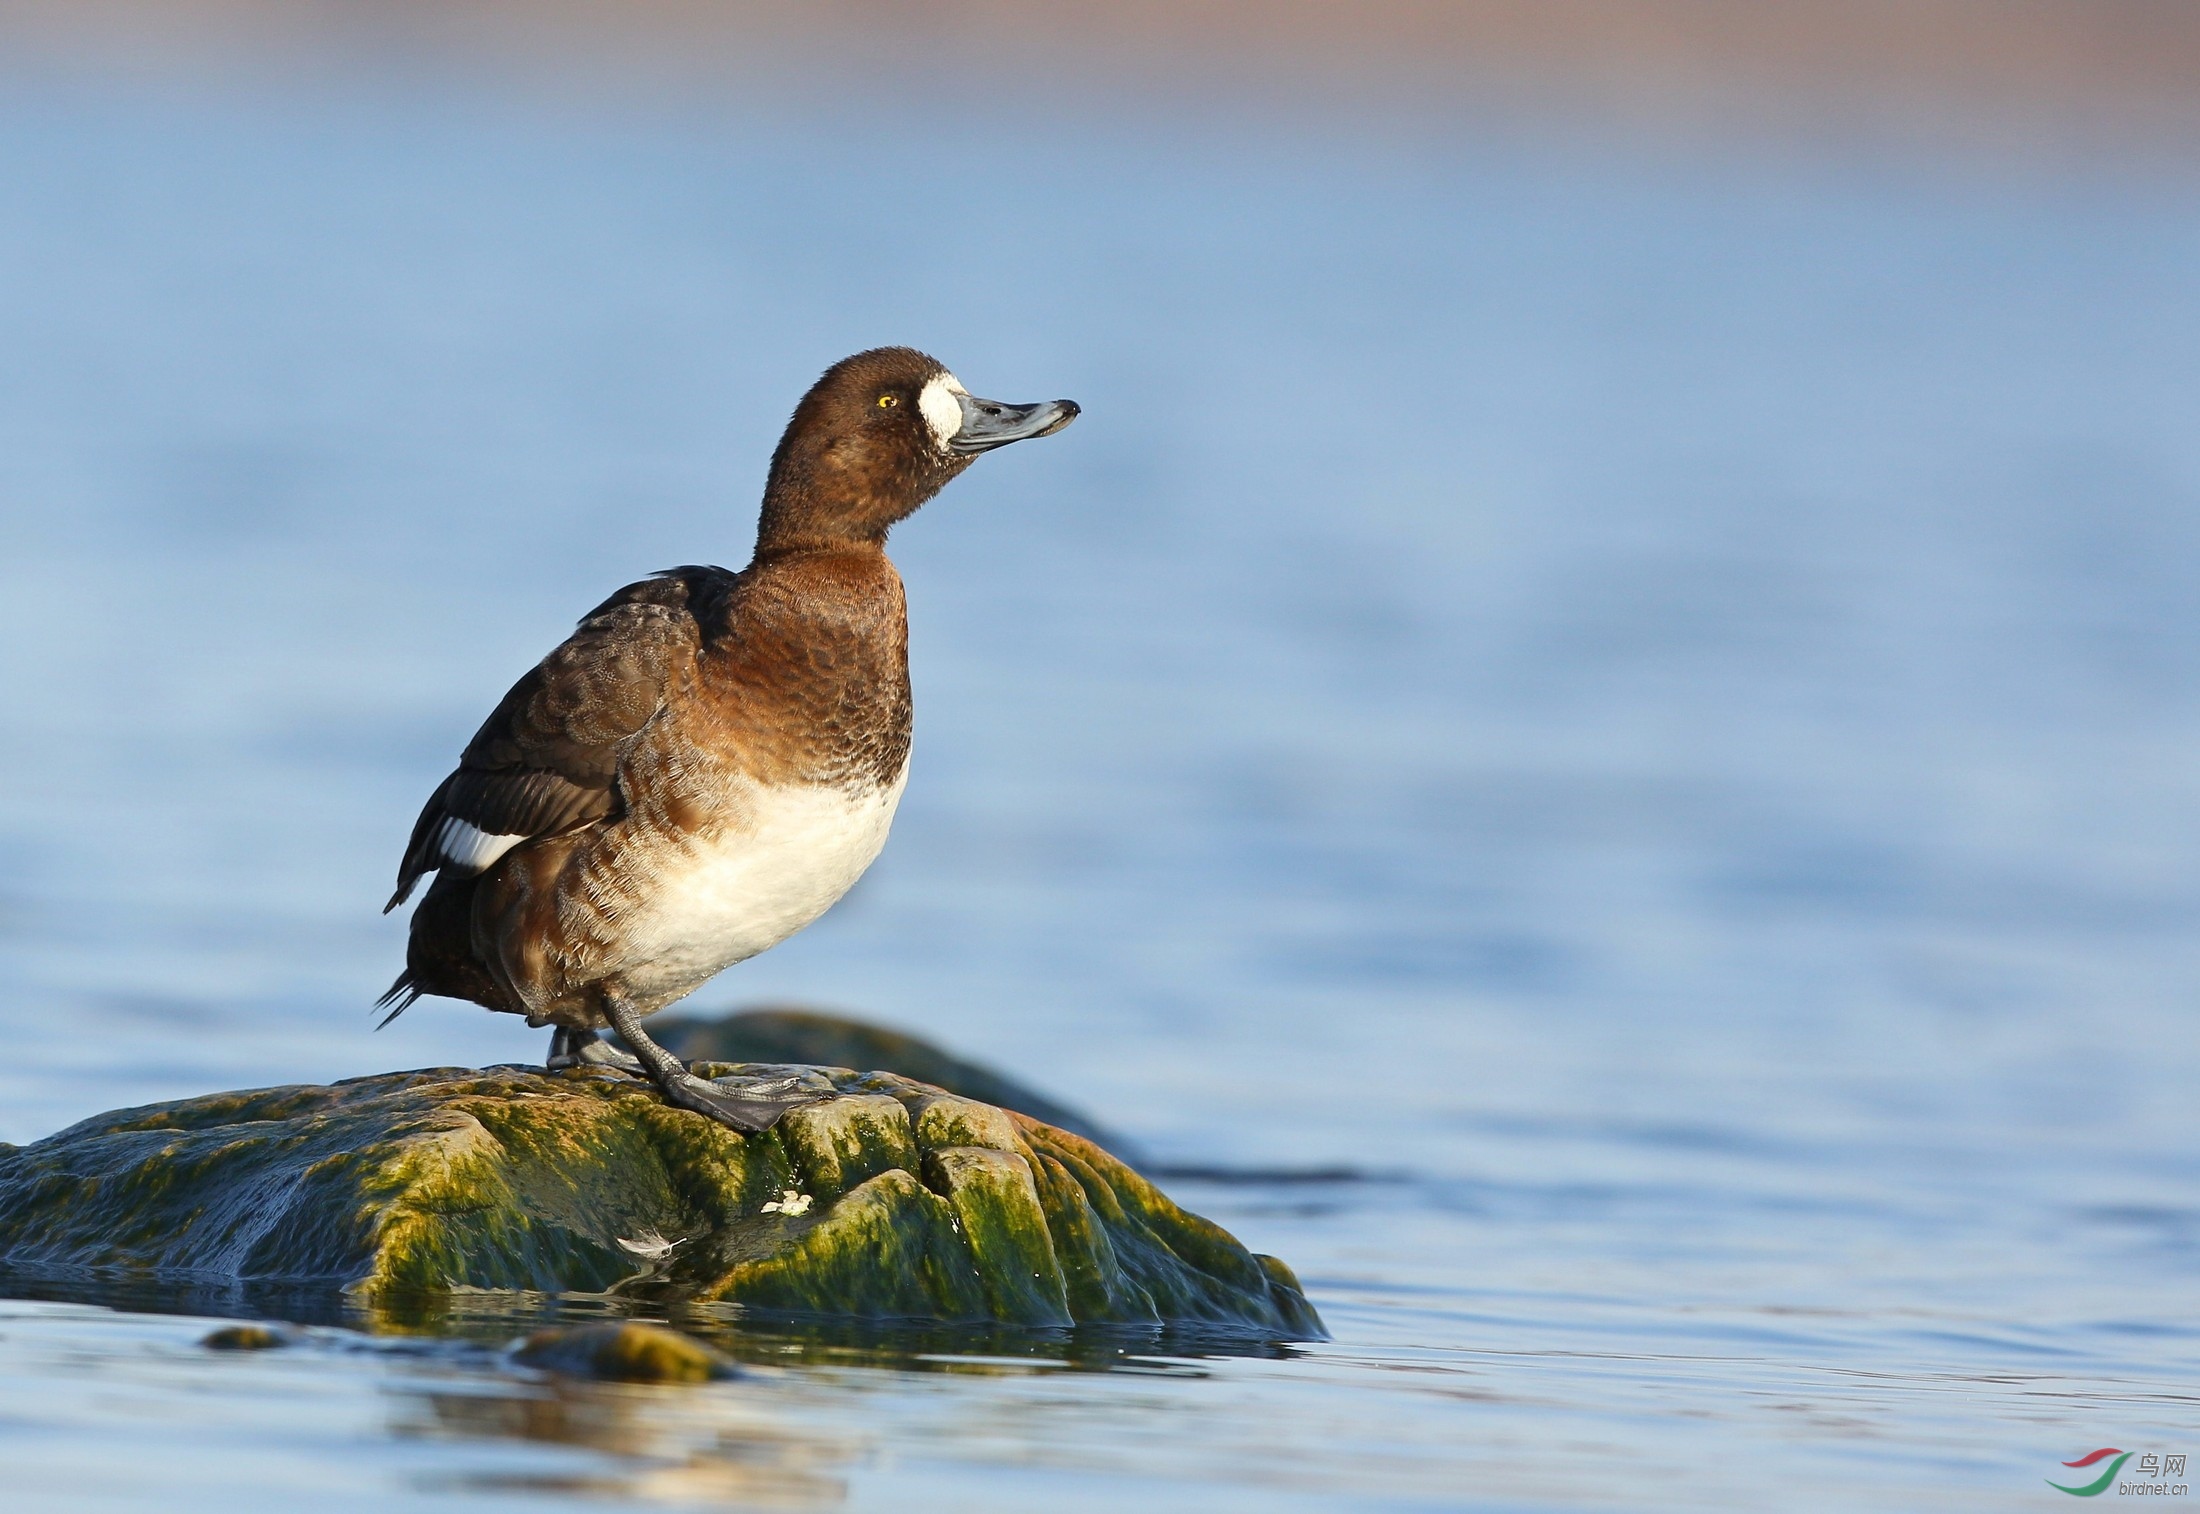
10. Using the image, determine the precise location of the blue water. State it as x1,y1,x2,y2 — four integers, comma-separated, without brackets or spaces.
0,68,2196,1510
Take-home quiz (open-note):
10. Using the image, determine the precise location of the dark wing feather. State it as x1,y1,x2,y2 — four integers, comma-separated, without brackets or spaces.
384,569,729,913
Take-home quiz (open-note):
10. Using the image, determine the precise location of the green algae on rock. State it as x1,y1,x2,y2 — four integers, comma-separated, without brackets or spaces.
0,1065,1322,1337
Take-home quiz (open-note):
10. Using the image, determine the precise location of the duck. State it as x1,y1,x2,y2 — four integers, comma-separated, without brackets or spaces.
379,347,1078,1131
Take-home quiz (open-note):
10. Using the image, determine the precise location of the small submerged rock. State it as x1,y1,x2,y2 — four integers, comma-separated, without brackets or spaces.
513,1321,734,1383
200,1323,292,1351
0,1063,1322,1337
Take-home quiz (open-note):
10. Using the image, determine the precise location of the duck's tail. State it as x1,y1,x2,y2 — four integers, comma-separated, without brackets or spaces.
373,973,422,1030
376,869,523,1026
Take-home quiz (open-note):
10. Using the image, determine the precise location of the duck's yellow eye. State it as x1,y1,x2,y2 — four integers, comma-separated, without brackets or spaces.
877,394,898,408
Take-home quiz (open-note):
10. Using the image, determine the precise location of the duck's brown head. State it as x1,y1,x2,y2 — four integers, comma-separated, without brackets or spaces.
755,346,1079,552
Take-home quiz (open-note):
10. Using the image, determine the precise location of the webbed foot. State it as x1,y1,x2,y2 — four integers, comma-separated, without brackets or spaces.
658,1071,824,1134
597,993,830,1134
546,1026,646,1075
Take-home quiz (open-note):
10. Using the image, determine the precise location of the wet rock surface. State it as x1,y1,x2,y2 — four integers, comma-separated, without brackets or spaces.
0,1064,1321,1337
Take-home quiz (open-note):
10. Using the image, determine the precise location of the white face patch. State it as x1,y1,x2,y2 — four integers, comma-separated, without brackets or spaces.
918,372,966,451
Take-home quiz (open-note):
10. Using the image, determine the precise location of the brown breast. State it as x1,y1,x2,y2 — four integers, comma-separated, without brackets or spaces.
690,545,912,793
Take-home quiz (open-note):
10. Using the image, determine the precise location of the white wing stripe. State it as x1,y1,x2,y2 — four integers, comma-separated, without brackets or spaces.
434,816,527,872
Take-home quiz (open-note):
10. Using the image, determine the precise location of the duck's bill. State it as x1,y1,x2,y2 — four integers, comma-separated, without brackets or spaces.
950,395,1080,454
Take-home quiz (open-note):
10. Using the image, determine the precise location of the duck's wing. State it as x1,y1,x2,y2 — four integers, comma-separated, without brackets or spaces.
384,567,733,912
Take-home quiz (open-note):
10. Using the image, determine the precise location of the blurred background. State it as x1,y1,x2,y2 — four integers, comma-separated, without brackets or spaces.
1,4,2198,1510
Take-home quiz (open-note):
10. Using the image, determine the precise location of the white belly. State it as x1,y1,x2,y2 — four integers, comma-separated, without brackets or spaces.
616,767,907,1003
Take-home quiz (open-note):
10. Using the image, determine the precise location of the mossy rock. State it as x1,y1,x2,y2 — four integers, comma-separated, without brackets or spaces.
0,1065,1322,1337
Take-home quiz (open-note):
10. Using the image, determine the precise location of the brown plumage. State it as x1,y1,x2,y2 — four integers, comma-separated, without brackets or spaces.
378,349,1076,1131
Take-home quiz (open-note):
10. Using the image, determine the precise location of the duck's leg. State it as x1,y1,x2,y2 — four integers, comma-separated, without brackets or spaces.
600,992,825,1134
545,1026,645,1074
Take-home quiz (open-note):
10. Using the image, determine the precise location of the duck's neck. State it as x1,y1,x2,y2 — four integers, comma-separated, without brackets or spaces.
753,431,961,554
753,484,886,556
